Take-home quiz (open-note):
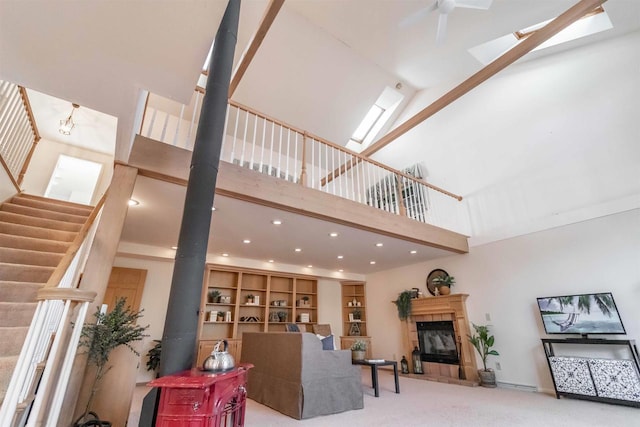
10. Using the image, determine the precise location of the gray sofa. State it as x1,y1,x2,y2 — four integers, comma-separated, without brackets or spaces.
240,332,363,419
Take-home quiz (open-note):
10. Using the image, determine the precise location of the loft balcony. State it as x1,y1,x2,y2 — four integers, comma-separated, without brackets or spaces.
130,90,470,256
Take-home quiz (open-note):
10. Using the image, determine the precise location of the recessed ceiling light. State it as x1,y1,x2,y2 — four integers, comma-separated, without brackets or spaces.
212,206,217,211
410,250,417,254
272,220,282,225
375,243,383,247
243,239,251,244
329,232,339,237
171,246,178,250
295,248,302,252
128,199,139,206
268,259,274,263
337,255,344,259
338,269,344,272
307,265,313,268
370,261,376,265
222,253,229,257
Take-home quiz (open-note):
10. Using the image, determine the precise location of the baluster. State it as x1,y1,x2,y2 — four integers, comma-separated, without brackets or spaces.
352,155,359,203
396,174,407,217
0,91,24,147
240,109,249,168
293,132,299,184
299,132,307,186
230,106,240,163
221,104,230,157
310,137,315,188
277,124,283,179
187,91,201,149
259,116,266,175
284,128,290,181
159,110,169,143
172,104,185,147
250,112,258,171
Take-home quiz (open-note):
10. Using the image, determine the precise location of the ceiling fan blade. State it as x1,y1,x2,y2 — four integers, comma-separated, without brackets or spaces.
455,0,493,10
436,12,448,44
399,1,438,29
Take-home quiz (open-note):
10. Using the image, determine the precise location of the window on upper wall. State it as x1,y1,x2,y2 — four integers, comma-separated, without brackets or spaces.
468,6,612,65
346,86,404,153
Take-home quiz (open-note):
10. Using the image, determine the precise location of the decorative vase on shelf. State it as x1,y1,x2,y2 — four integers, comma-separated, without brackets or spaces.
439,286,451,296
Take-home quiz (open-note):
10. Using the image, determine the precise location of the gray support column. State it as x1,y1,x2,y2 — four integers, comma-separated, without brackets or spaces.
159,0,240,377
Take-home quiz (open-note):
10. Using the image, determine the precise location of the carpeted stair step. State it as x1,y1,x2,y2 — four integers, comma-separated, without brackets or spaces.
0,327,29,357
0,222,76,242
0,263,54,283
0,211,82,233
0,247,64,267
1,202,88,224
0,281,43,302
0,233,71,253
0,302,37,327
10,195,93,217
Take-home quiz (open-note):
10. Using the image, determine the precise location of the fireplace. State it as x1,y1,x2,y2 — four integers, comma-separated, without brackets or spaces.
417,321,459,365
399,294,479,384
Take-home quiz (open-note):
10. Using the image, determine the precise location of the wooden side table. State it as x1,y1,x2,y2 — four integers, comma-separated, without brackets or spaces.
352,359,399,397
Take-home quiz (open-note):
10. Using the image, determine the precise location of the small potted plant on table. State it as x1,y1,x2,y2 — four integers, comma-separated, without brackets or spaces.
351,340,367,361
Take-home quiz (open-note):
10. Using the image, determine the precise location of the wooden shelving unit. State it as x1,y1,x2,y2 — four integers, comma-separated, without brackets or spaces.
196,265,318,367
340,281,372,358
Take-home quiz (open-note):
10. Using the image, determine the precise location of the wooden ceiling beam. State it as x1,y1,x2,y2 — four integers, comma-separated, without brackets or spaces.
228,0,285,97
362,0,607,157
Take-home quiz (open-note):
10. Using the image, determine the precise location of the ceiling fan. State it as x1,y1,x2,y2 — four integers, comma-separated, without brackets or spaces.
401,0,493,44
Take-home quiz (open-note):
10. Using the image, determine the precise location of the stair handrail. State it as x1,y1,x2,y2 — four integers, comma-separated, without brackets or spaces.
0,195,105,426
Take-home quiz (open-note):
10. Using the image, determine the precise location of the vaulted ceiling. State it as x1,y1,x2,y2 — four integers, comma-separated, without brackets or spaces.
1,0,638,274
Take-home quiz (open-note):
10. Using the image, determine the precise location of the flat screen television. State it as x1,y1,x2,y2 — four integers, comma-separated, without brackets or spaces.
536,292,626,336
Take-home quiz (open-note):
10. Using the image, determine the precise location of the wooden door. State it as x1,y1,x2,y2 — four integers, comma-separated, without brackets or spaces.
103,266,147,313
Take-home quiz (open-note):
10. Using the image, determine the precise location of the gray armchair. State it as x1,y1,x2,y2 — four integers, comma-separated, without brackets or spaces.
240,332,363,419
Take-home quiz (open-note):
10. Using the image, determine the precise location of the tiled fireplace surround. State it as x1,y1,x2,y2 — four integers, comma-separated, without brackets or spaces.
402,294,480,385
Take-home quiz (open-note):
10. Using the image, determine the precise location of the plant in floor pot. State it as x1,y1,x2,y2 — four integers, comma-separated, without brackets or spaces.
432,275,455,295
351,340,367,361
145,339,162,378
74,297,148,427
468,323,499,388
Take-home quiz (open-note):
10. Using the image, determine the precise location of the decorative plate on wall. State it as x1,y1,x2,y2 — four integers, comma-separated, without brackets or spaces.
426,269,449,296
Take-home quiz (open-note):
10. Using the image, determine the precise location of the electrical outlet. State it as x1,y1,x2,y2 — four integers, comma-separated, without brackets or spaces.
495,362,501,371
485,313,491,321
392,353,397,361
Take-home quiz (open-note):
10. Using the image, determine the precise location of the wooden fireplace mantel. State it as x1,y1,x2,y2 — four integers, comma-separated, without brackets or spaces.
401,294,479,384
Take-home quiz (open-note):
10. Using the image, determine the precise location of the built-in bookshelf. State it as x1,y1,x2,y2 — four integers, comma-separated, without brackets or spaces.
340,281,372,358
196,265,318,366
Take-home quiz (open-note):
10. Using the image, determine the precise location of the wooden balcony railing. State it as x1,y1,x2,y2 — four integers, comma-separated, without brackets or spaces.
140,91,468,234
0,80,40,190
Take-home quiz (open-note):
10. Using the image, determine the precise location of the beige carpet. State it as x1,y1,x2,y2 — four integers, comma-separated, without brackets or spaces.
128,369,638,426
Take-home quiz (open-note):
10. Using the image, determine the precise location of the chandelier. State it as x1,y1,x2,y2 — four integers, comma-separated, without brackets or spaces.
59,103,80,135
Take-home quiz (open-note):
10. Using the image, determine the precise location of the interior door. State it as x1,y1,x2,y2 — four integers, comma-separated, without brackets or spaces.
103,266,147,313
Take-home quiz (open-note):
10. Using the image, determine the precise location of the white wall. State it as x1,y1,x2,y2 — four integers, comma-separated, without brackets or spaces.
366,209,640,392
21,138,114,204
373,32,640,245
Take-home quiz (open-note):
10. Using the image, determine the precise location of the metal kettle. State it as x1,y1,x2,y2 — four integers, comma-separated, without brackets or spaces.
202,340,235,372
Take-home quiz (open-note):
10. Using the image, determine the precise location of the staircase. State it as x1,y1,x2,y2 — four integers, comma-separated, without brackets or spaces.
0,193,92,407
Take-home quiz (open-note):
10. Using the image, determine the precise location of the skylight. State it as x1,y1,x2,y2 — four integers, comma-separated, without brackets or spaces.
350,104,385,144
469,6,612,65
346,86,405,153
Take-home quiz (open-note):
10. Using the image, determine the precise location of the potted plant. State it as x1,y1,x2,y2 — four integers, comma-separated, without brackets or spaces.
350,340,367,361
467,323,499,388
247,294,255,304
75,297,148,427
393,290,413,320
352,308,362,320
432,275,455,295
145,339,162,378
300,295,310,307
208,289,221,303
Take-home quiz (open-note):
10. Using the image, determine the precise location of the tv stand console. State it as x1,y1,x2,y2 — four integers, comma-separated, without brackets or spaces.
541,338,640,407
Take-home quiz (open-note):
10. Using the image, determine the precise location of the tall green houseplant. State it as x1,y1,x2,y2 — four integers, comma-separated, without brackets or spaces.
76,297,148,426
468,323,499,371
394,290,413,320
